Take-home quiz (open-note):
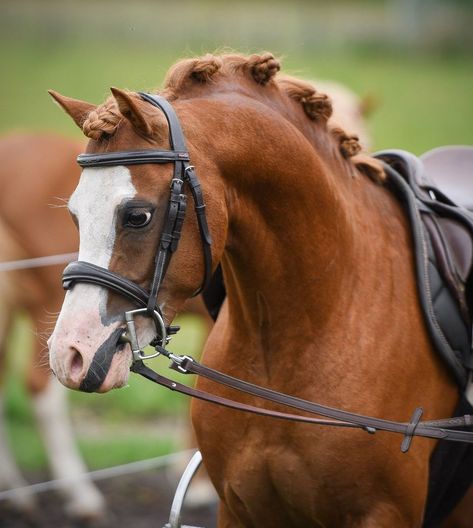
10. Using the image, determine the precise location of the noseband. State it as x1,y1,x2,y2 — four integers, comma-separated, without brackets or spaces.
62,93,212,359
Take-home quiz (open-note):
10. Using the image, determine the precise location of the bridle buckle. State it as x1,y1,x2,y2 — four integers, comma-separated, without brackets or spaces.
120,307,167,363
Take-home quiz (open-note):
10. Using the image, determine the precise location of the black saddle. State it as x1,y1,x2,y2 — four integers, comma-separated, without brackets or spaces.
376,147,473,387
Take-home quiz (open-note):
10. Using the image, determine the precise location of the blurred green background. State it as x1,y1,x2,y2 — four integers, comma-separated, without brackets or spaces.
1,0,473,474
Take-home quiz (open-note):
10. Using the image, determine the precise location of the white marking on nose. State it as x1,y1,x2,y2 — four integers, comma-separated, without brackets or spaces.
49,165,141,389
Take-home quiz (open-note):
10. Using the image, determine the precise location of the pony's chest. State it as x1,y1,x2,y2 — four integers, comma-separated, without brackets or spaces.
193,401,323,523
217,439,316,525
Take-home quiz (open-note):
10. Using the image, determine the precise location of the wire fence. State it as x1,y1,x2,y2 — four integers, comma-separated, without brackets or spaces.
0,449,195,502
0,252,78,272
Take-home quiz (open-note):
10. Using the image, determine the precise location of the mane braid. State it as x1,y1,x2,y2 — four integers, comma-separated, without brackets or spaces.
80,52,384,182
276,75,333,123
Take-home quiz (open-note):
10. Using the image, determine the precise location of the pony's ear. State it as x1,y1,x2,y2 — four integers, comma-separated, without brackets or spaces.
110,87,153,137
48,90,96,129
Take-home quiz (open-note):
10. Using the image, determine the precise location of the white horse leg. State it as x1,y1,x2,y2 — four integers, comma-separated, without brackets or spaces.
31,374,106,519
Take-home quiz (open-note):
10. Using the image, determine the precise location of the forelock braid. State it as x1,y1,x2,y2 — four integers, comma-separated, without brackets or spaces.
82,97,123,140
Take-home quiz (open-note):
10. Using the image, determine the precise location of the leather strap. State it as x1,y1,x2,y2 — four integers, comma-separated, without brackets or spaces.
130,360,374,432
63,261,150,308
184,166,213,295
131,351,473,450
77,150,189,168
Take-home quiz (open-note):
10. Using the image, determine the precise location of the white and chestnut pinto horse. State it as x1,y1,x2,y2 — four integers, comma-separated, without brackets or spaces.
0,133,106,519
48,53,470,526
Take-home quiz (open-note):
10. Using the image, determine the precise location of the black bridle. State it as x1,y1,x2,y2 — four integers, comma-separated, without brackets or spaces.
61,92,473,451
62,92,213,359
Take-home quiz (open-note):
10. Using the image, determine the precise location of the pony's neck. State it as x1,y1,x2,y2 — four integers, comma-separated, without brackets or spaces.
195,96,357,336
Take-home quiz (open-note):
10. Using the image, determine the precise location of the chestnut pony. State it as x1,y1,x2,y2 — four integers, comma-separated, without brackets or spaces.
48,53,463,526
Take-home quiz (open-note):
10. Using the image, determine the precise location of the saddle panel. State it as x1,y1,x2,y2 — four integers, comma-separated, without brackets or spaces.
421,146,473,212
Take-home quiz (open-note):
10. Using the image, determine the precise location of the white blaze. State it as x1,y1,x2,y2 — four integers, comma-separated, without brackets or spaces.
49,166,137,382
65,165,137,319
69,166,136,268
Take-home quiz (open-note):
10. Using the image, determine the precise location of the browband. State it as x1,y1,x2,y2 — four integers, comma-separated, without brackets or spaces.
77,150,189,168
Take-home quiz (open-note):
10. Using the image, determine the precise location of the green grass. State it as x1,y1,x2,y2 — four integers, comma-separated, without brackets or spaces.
1,38,472,153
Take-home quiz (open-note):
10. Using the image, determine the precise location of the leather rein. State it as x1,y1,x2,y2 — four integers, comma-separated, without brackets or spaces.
64,92,473,452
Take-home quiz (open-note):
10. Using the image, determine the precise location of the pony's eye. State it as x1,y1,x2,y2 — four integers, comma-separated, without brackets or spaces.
124,209,152,228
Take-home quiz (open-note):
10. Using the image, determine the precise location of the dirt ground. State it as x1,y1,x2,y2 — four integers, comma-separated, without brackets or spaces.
0,470,217,528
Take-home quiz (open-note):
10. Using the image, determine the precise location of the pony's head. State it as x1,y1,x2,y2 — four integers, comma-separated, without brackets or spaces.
48,52,383,393
47,84,230,392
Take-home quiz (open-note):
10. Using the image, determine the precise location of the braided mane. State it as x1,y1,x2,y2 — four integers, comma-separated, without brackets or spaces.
81,52,384,182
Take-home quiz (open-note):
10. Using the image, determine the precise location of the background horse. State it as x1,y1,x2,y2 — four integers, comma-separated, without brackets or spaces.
0,133,107,519
0,132,218,518
46,52,466,526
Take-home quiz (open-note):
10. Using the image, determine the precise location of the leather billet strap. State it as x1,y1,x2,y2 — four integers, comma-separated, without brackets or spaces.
65,92,213,314
131,354,473,451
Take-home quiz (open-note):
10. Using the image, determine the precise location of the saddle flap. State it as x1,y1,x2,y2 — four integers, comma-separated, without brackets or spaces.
422,213,473,322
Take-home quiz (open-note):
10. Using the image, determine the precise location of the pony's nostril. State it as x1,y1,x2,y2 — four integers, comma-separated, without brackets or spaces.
70,348,84,379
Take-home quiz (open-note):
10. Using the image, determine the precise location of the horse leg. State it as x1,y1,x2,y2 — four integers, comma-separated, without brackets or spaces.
28,311,106,520
0,304,37,512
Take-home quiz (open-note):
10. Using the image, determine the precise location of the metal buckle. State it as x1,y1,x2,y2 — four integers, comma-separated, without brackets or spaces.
170,177,183,190
120,308,167,363
183,165,195,179
168,353,194,374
